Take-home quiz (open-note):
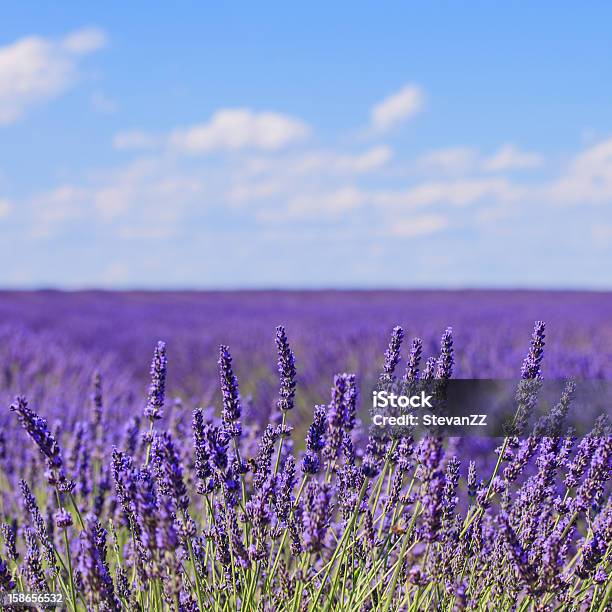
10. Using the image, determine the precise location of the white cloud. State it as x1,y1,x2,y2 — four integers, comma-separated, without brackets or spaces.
391,214,449,237
0,198,11,217
0,28,107,125
226,146,393,205
91,159,203,220
22,157,206,239
390,177,519,208
27,185,89,236
169,108,310,154
227,179,284,204
292,146,393,174
482,144,544,172
60,28,107,55
240,146,392,180
371,84,424,133
417,147,478,175
113,130,159,151
418,144,543,175
284,186,366,219
546,138,612,204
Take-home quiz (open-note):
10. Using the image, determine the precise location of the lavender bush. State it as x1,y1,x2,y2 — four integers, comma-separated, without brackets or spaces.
0,292,610,610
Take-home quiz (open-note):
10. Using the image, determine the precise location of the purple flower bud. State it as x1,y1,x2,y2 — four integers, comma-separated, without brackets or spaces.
344,374,358,433
594,568,607,584
250,424,278,488
421,357,437,381
54,508,73,529
219,345,242,435
155,496,179,552
1,523,18,563
11,396,73,490
19,480,55,569
91,371,103,428
303,481,332,552
572,437,611,513
302,405,327,474
402,338,423,390
467,461,477,498
565,435,600,489
381,326,404,382
417,437,445,542
521,321,545,380
193,409,230,494
503,437,538,483
0,557,15,592
78,515,119,610
275,326,297,412
144,341,167,421
276,454,295,524
575,534,605,579
324,375,349,463
151,432,189,513
435,328,454,381
135,466,158,552
23,528,46,593
499,514,538,591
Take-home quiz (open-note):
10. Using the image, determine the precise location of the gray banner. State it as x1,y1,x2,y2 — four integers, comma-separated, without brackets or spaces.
363,379,611,438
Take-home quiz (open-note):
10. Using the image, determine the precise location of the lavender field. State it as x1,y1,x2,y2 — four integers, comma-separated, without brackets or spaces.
0,290,610,610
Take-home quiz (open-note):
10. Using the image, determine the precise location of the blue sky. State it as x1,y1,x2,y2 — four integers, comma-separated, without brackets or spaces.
1,2,611,288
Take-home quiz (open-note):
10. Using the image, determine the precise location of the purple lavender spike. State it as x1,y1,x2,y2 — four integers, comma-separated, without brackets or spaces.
275,325,297,413
218,345,242,437
144,341,167,422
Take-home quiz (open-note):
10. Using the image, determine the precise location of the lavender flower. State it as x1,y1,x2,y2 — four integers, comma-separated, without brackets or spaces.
276,454,296,524
467,461,477,498
1,523,18,564
511,321,547,436
0,557,15,592
275,325,297,412
421,356,437,381
499,515,538,594
135,466,158,553
418,437,445,542
151,432,189,513
253,425,281,488
572,437,611,513
219,345,242,437
381,326,404,382
23,528,46,593
302,404,327,474
435,327,454,381
19,480,55,569
344,374,358,433
521,321,545,380
155,496,179,551
111,449,139,536
303,481,332,552
54,508,73,529
91,371,103,429
324,374,348,464
402,337,423,391
144,341,167,421
574,534,605,579
78,515,119,610
10,397,73,491
503,437,538,483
